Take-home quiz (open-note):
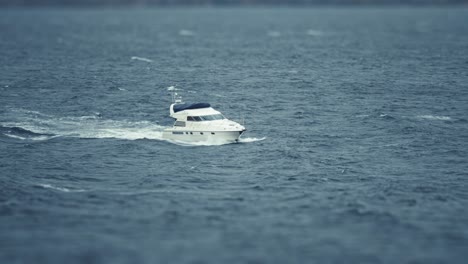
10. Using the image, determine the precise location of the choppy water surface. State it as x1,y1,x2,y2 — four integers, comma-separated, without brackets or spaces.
1,7,468,263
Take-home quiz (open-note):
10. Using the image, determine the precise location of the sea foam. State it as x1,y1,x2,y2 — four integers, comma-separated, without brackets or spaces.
1,109,165,141
239,137,267,143
417,115,452,121
131,56,153,63
36,183,86,193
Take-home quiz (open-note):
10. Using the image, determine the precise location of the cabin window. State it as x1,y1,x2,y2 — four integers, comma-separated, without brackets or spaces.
200,114,225,121
172,131,184,135
174,121,186,127
187,115,224,122
211,132,215,135
200,132,204,135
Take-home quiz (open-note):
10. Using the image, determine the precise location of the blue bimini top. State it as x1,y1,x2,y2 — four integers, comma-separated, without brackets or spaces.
173,103,211,113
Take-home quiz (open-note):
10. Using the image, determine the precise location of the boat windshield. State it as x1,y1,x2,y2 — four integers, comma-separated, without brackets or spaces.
187,114,225,121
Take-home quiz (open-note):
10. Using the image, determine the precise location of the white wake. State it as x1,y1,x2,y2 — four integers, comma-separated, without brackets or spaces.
1,109,264,146
1,109,165,141
239,137,267,143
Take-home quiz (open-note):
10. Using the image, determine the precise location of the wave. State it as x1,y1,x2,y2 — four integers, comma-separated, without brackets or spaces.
239,137,266,143
3,133,57,141
35,183,86,193
267,31,281,37
131,56,153,63
0,125,57,141
306,29,323,36
417,115,452,121
179,29,195,36
379,113,395,119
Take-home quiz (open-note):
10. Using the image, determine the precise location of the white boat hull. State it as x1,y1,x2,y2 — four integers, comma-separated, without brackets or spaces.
161,92,247,145
162,130,244,144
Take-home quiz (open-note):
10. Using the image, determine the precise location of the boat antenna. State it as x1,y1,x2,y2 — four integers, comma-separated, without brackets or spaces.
167,85,183,104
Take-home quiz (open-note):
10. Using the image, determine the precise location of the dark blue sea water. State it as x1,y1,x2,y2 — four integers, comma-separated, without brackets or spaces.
1,6,468,264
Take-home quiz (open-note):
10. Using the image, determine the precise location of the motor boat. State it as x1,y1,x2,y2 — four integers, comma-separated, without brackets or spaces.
162,87,246,144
